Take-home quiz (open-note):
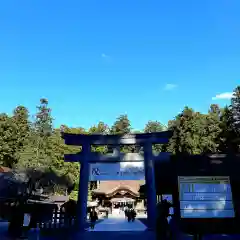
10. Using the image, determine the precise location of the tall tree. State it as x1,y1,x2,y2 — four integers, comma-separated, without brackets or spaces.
218,106,233,152
89,122,109,154
222,86,240,152
35,98,53,137
89,122,109,135
167,106,221,154
0,114,18,167
203,104,222,153
209,104,221,115
110,114,132,152
20,98,54,169
144,121,165,133
110,114,131,134
0,107,30,168
168,107,195,154
12,106,30,152
144,121,165,153
230,86,240,133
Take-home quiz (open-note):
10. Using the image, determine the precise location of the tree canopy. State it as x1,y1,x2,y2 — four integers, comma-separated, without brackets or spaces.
0,86,239,196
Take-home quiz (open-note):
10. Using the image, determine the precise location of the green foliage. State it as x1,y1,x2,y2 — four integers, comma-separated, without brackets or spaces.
89,122,109,154
70,190,78,201
110,114,131,134
0,86,240,197
144,121,165,133
230,86,240,132
144,121,165,153
35,98,53,137
70,183,92,201
227,87,240,151
0,113,19,168
167,106,222,154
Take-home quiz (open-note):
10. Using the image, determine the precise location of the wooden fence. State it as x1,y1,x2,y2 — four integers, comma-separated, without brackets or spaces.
37,208,76,231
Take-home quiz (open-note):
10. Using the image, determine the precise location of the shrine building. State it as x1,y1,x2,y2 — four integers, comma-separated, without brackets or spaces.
91,180,145,211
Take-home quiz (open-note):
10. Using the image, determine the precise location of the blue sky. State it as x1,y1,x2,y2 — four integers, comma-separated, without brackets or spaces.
0,0,239,130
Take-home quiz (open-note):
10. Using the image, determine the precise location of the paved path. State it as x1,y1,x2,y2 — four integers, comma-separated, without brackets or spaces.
3,219,240,239
89,217,147,232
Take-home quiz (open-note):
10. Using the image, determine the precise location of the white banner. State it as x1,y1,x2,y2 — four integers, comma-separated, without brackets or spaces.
89,162,145,181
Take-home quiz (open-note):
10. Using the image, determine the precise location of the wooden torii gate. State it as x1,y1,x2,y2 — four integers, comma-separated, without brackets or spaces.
62,131,172,232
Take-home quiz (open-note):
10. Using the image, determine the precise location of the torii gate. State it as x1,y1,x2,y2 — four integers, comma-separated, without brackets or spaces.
62,131,172,232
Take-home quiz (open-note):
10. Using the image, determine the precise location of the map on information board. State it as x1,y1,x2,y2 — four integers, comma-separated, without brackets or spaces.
178,176,235,218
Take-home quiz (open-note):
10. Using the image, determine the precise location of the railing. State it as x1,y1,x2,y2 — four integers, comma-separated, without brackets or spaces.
37,208,76,230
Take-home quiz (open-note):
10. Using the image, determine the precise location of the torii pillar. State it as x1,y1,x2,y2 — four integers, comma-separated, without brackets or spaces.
77,142,91,231
144,141,157,230
62,131,172,232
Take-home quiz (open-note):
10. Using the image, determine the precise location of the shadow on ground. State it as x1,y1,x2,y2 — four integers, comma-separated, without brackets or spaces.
2,219,240,240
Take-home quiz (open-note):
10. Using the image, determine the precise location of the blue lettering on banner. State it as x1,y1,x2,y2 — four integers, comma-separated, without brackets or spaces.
89,163,145,181
92,168,100,176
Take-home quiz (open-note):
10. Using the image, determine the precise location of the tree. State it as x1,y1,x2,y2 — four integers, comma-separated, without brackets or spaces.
167,106,221,154
2,85,240,201
12,106,30,155
89,121,109,135
110,114,131,135
46,128,80,190
203,104,222,153
89,122,109,154
230,86,240,132
0,114,18,168
218,106,234,152
144,121,165,133
110,114,134,153
144,121,165,153
228,86,240,151
35,98,53,137
168,107,195,154
209,104,221,115
29,98,54,168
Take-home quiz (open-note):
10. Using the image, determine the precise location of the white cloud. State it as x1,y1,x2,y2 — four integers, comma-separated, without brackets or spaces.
101,53,109,58
101,53,112,63
164,83,177,91
212,92,233,100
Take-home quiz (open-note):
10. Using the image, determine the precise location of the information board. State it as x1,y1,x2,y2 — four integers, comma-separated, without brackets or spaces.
178,176,235,218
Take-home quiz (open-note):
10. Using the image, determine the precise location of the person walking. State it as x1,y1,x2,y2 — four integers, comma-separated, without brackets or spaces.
124,207,129,220
131,209,136,222
105,207,109,218
127,209,132,222
89,208,98,230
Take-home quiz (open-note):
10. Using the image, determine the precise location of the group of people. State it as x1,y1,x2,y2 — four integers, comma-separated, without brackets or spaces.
89,200,173,235
124,208,137,222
